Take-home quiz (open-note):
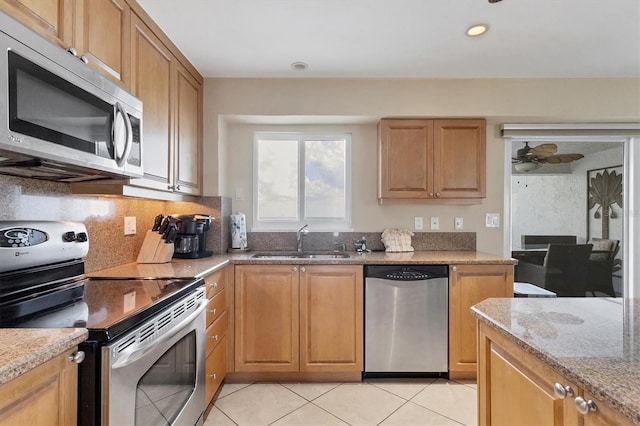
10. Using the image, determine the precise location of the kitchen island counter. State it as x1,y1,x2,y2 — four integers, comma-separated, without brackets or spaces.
0,328,88,385
472,297,640,425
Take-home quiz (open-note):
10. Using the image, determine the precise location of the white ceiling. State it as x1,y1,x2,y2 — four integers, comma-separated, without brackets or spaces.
137,0,640,79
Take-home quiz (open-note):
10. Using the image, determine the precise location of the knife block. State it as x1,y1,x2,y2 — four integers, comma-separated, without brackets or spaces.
137,230,174,263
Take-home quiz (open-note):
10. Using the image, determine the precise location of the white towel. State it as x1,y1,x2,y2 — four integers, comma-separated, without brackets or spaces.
381,228,415,252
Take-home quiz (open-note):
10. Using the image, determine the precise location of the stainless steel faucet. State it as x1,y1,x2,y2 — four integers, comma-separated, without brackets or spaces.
296,224,309,252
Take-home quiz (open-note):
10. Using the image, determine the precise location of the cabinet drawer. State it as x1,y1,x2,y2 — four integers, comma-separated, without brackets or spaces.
206,310,227,357
205,269,226,299
205,337,226,404
206,289,226,326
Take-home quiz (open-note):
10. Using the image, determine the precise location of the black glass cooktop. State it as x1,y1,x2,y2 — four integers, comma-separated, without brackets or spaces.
6,277,203,342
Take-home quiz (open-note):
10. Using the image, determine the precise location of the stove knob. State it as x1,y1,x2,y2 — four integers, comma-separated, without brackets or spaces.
63,231,77,242
76,232,88,242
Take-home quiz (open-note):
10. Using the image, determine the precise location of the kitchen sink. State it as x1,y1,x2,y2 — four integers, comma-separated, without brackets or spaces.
251,251,350,259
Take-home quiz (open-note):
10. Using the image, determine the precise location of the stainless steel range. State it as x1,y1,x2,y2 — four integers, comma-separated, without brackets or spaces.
0,221,207,425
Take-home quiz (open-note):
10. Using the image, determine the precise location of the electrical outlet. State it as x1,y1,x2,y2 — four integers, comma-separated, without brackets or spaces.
124,216,136,235
454,217,464,230
414,217,424,230
430,216,440,230
123,291,136,313
486,213,500,228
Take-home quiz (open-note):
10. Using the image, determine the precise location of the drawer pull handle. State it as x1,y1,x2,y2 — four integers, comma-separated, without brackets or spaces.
209,308,217,315
68,351,85,364
209,373,217,380
211,335,219,341
209,282,218,289
553,383,574,399
575,397,597,415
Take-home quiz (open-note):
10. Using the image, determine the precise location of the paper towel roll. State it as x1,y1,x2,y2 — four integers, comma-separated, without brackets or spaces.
231,212,247,249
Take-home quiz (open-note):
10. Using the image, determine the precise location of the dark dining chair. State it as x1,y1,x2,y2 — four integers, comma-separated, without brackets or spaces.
586,239,620,297
516,244,593,297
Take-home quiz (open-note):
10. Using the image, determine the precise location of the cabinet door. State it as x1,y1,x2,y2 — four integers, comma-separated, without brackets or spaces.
582,390,634,426
205,336,226,405
378,119,433,199
235,265,299,372
0,0,73,48
299,265,363,372
478,323,578,426
449,264,513,379
433,119,486,199
129,14,174,192
74,0,130,86
0,348,78,426
173,63,202,195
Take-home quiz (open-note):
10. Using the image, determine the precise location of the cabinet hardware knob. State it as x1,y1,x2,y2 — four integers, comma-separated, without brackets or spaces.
209,282,218,288
80,55,89,64
68,351,85,364
176,184,181,190
67,47,78,56
209,373,217,379
436,192,441,197
429,192,434,197
553,383,574,399
293,266,298,272
301,267,306,273
168,185,174,190
452,266,457,272
211,335,219,341
574,397,597,415
209,308,217,315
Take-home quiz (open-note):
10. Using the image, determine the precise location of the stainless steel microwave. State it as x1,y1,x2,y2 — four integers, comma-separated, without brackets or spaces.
0,11,143,182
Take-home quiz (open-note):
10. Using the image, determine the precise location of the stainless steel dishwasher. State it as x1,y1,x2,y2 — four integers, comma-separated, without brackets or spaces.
364,264,448,377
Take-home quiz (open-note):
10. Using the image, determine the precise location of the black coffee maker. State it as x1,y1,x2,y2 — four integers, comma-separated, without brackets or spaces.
172,214,213,258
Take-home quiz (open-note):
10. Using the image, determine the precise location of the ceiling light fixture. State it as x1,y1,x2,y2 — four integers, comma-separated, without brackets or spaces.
466,24,489,37
291,61,308,71
514,162,542,173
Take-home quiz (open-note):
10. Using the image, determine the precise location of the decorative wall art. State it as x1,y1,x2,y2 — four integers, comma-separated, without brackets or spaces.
587,165,623,241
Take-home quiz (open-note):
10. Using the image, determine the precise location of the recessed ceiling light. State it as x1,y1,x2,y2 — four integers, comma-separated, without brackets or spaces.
466,24,489,37
291,61,308,71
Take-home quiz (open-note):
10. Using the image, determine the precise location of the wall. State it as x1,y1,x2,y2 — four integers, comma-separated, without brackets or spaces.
0,175,229,272
511,146,624,249
203,78,640,256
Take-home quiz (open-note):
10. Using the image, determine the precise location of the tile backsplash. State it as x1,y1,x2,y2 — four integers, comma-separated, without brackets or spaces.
0,176,230,272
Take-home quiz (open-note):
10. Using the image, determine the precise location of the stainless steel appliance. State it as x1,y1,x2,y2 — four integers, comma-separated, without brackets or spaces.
364,264,448,377
0,11,143,182
173,214,213,259
0,221,207,425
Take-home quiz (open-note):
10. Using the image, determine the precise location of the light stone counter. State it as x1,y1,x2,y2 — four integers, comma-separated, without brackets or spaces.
0,328,88,385
472,297,640,425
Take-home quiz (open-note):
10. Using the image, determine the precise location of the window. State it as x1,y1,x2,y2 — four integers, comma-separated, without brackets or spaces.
253,132,351,231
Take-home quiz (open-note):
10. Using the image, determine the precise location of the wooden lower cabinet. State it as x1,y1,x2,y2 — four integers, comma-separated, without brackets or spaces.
449,264,514,379
203,266,229,408
234,264,363,375
478,322,633,426
0,348,79,426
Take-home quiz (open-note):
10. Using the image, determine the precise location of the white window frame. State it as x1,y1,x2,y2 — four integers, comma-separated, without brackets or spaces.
252,132,352,232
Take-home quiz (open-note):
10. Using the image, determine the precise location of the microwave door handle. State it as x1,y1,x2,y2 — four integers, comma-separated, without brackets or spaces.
111,298,208,370
112,102,133,168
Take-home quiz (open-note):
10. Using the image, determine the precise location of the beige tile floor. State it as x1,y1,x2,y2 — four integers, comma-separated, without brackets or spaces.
205,379,477,426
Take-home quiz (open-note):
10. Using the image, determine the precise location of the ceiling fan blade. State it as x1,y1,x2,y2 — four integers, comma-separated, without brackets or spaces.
530,143,558,159
545,153,584,164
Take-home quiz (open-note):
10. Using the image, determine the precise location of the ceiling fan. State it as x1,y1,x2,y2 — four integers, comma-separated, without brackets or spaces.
512,142,584,172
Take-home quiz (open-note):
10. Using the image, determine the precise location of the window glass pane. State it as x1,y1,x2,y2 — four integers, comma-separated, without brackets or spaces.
256,139,298,220
304,139,346,220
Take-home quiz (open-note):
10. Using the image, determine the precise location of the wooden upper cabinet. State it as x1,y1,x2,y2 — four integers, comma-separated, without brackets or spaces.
174,63,202,195
0,0,74,48
129,13,173,192
378,118,486,202
74,0,130,86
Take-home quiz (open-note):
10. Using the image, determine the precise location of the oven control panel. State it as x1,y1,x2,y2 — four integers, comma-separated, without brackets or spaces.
0,221,89,273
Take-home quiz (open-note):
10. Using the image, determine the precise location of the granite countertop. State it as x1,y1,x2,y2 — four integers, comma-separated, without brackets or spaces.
88,251,514,278
0,328,88,385
472,298,640,425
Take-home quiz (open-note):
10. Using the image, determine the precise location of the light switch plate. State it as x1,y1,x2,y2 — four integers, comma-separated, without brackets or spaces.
124,216,136,235
430,216,440,230
414,217,424,230
454,217,464,230
485,213,500,228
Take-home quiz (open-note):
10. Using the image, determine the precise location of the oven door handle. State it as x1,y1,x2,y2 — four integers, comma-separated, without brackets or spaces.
111,298,208,370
